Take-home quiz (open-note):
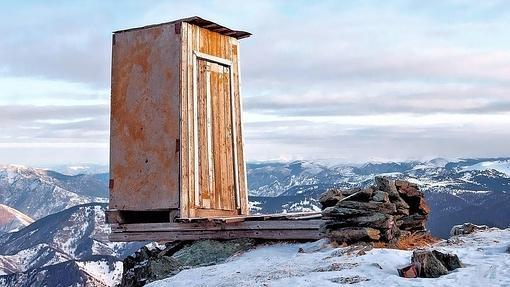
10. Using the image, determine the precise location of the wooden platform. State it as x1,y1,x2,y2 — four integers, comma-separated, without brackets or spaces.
108,211,325,242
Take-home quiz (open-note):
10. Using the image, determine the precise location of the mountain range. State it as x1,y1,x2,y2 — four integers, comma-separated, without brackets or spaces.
0,157,508,285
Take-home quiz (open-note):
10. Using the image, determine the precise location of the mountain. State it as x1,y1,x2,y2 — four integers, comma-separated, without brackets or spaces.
0,204,33,234
247,158,510,238
0,203,143,286
0,165,108,219
45,164,109,176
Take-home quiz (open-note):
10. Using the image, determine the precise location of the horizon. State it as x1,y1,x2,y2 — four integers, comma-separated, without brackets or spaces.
2,1,510,165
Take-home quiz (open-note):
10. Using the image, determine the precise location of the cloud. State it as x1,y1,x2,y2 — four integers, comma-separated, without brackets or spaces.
1,1,510,164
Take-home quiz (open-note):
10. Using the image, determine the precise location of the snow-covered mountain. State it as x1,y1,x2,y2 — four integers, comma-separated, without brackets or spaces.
0,165,108,219
0,203,143,286
0,204,33,234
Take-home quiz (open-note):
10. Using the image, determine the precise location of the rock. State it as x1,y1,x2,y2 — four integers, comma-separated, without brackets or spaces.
322,212,394,229
375,176,399,198
432,250,462,271
411,250,448,278
172,239,256,266
397,263,419,278
319,189,344,208
334,201,397,215
395,180,410,188
324,227,380,243
322,206,372,219
506,245,510,253
372,190,390,203
450,223,488,237
391,197,410,216
399,214,427,231
120,239,255,286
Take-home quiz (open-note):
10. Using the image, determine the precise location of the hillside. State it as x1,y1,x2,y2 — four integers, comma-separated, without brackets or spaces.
0,165,108,219
0,204,33,234
0,203,143,286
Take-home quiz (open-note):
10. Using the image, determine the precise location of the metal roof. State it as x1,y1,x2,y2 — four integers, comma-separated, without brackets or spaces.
113,16,252,39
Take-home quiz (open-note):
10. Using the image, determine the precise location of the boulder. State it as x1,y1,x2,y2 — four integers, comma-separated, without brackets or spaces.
411,250,448,278
432,250,462,271
324,227,380,243
450,223,488,237
410,249,462,278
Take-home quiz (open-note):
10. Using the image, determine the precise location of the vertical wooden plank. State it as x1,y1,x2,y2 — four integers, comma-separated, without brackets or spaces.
179,22,189,218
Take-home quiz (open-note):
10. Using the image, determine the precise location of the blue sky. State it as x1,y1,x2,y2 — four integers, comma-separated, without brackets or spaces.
1,0,510,165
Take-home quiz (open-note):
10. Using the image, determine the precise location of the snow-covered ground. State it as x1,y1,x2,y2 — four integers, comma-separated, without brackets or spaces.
148,228,510,287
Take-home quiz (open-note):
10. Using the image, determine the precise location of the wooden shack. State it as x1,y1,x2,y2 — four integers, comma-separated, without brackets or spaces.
107,17,323,242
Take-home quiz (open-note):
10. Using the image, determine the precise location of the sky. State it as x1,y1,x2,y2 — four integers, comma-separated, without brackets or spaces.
0,0,509,166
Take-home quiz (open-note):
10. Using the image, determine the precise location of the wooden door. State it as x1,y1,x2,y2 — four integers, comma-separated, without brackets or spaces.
193,53,238,216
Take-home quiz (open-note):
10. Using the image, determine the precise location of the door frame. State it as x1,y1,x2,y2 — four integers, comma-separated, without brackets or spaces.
191,50,241,213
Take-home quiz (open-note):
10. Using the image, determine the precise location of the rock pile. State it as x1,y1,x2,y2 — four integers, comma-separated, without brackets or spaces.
320,176,430,244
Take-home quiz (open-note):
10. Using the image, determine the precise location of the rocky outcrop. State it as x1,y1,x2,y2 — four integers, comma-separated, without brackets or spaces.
120,239,256,287
320,177,429,244
450,223,488,237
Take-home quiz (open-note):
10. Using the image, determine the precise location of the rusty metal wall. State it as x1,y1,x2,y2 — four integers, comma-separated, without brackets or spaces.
110,24,181,210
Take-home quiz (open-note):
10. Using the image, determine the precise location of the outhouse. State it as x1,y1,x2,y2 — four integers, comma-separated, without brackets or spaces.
107,17,251,223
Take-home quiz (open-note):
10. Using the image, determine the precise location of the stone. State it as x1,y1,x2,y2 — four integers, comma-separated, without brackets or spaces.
121,239,256,286
398,185,422,198
322,206,372,219
322,212,394,229
450,223,488,237
319,189,344,208
324,227,381,243
375,176,399,198
372,190,390,203
411,250,448,278
399,214,427,231
506,245,510,253
334,200,397,214
432,250,462,271
398,263,419,278
395,180,410,188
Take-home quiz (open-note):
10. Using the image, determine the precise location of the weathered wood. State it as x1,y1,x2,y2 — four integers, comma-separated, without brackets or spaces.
111,219,324,233
109,229,322,242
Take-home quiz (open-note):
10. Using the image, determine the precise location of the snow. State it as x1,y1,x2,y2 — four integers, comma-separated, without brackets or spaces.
77,260,123,286
462,160,510,176
148,228,510,287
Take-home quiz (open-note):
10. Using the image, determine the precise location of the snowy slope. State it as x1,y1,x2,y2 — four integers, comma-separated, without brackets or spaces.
148,228,510,287
0,204,33,234
0,165,108,219
462,159,510,176
0,203,144,286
